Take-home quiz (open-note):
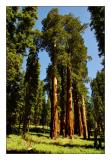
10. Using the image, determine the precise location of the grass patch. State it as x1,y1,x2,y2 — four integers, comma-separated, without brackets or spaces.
7,130,105,154
7,126,104,154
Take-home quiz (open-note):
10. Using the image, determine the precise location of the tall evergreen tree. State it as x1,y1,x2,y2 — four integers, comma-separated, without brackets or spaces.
88,6,105,147
86,97,95,139
7,6,38,134
34,80,45,126
23,34,41,134
88,6,105,65
91,71,105,132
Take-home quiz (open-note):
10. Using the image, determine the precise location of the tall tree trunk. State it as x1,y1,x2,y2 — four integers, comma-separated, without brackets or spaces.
74,95,83,136
50,74,59,139
78,104,83,136
23,113,30,135
81,96,88,139
65,66,74,138
22,85,30,135
74,97,79,134
60,67,66,136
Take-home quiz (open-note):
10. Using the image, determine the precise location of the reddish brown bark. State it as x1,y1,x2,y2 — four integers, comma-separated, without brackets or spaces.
60,68,66,136
80,96,88,139
50,75,59,139
65,66,74,138
78,104,83,136
74,96,83,136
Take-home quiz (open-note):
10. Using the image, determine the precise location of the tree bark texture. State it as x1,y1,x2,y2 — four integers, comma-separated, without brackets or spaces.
60,68,66,136
74,98,79,134
50,75,59,139
65,66,74,138
74,95,83,136
78,104,83,136
81,96,88,139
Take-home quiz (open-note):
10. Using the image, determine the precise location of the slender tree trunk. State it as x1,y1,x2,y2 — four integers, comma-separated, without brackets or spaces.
60,68,66,136
18,114,22,133
74,98,79,134
94,122,98,148
65,66,74,138
81,96,88,139
23,112,30,135
74,95,83,136
78,104,83,136
50,74,59,139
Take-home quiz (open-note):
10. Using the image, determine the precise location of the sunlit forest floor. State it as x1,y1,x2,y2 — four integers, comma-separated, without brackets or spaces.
7,126,105,154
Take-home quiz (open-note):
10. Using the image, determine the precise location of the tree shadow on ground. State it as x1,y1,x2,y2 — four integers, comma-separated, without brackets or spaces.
51,142,94,149
23,137,97,150
7,150,51,154
30,132,49,138
7,126,50,136
80,137,94,141
7,127,21,136
52,142,105,150
29,127,50,134
7,140,104,154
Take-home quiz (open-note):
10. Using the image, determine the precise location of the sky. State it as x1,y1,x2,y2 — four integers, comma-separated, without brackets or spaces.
23,6,102,95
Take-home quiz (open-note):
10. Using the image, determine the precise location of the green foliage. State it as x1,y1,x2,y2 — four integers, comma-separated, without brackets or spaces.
7,71,25,133
7,6,38,133
41,97,51,127
63,14,89,84
86,97,95,130
91,70,105,130
42,8,68,68
34,80,45,125
7,7,38,55
23,46,40,133
88,7,105,64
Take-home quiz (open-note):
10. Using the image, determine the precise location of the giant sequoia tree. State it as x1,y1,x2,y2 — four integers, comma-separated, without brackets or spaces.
42,9,67,138
42,10,89,139
63,14,89,138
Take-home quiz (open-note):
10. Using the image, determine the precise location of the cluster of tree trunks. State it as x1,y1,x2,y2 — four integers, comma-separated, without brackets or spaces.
50,65,88,139
74,95,88,139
